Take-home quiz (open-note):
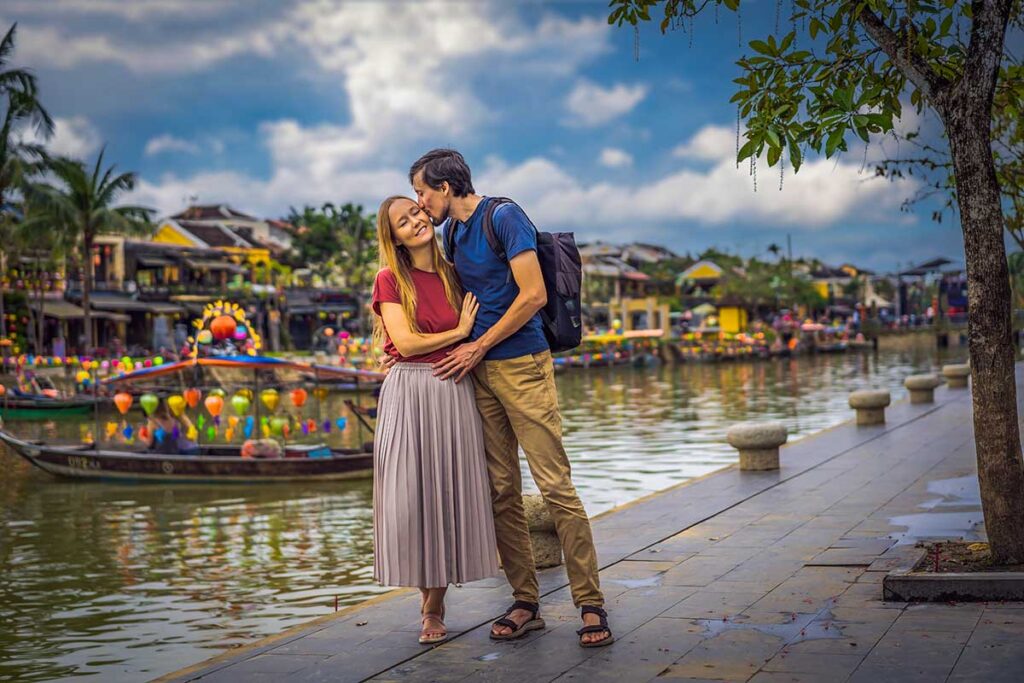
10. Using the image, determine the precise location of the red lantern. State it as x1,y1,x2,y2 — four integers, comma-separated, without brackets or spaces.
210,315,237,341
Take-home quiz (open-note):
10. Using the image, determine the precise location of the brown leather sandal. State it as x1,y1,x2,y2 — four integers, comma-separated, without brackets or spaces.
577,605,614,648
489,600,545,640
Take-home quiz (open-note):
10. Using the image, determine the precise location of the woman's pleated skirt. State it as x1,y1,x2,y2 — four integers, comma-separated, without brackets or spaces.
373,362,499,588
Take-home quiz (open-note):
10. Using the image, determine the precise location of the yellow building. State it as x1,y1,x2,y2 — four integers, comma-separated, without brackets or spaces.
717,305,748,334
153,219,272,279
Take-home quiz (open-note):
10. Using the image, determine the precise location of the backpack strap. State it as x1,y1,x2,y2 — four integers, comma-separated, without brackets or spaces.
482,197,537,264
442,218,458,263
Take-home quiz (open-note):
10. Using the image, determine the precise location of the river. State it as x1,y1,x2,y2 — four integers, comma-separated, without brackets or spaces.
0,341,962,681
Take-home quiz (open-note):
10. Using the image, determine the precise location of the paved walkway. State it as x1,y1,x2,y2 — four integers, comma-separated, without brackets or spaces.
161,367,1024,682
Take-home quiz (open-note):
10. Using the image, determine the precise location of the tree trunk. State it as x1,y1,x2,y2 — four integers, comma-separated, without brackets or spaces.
82,233,94,354
0,250,7,342
947,106,1024,564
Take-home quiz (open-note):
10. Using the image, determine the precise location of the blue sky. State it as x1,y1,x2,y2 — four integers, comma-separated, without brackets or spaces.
4,0,968,273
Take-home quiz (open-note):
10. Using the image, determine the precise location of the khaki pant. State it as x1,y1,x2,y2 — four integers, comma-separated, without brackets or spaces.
472,350,603,607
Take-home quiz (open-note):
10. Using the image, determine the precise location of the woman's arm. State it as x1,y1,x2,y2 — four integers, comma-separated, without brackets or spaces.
379,294,478,357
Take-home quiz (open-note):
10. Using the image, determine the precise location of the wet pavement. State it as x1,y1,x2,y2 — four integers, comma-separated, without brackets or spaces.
159,366,1024,682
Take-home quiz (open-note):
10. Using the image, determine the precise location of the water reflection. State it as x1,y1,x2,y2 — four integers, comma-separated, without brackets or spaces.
0,343,959,680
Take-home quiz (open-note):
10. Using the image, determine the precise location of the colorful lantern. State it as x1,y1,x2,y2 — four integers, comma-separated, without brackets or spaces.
230,393,251,416
114,392,133,415
167,395,186,417
290,388,308,408
260,388,279,412
270,417,288,436
210,314,237,341
204,395,224,418
139,393,159,416
184,388,202,409
197,329,213,345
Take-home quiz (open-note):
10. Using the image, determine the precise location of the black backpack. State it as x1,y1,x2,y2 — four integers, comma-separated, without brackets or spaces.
444,197,583,353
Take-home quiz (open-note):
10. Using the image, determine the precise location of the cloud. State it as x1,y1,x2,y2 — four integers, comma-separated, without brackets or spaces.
22,116,101,158
599,148,634,168
144,134,201,156
564,80,648,127
4,0,238,21
476,127,919,238
672,125,737,161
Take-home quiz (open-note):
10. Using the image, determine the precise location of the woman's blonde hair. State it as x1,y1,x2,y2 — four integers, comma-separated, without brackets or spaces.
372,196,462,354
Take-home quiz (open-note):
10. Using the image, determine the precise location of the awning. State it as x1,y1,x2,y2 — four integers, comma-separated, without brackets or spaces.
137,256,175,268
185,259,246,273
87,293,183,315
42,300,130,322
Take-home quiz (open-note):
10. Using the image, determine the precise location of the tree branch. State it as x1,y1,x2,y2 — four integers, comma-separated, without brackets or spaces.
857,8,949,100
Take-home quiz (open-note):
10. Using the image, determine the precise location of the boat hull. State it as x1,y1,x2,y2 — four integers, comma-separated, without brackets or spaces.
0,398,95,420
0,430,373,483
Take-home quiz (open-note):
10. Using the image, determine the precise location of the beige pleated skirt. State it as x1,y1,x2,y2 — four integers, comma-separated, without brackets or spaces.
373,362,499,588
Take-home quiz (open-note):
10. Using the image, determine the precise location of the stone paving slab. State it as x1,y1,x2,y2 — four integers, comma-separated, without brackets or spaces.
159,366,1024,682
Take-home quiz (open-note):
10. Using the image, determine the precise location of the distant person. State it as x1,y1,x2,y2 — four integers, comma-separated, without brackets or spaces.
370,195,497,646
140,403,199,455
405,149,612,647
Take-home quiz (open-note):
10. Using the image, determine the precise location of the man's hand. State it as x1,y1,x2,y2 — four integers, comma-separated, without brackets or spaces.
432,341,486,383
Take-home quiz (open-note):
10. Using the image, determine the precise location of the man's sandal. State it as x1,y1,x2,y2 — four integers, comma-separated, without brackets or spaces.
577,605,614,648
489,600,545,641
419,612,448,645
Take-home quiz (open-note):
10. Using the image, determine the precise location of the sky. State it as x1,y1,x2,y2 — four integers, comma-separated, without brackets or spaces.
3,0,971,273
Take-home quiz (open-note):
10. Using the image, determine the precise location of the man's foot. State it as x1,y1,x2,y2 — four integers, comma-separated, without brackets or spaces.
491,608,533,637
577,606,614,647
490,601,545,640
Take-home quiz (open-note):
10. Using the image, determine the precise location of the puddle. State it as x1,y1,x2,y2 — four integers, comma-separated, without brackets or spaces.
696,603,844,645
475,652,502,662
888,475,984,545
605,574,663,589
887,512,983,545
919,476,981,510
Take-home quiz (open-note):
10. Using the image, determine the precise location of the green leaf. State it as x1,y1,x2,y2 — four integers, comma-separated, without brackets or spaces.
809,17,824,40
750,39,774,56
766,128,782,149
738,138,758,162
825,127,845,157
767,145,781,167
723,0,739,11
939,13,953,36
780,31,795,53
789,138,803,173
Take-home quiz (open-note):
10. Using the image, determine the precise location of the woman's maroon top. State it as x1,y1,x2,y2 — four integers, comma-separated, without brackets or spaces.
371,267,460,363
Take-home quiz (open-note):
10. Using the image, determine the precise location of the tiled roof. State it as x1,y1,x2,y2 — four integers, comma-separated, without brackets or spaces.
171,204,258,221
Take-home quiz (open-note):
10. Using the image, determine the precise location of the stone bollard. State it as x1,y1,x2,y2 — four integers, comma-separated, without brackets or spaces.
904,374,942,404
849,390,891,425
725,422,788,471
523,494,562,569
942,363,970,389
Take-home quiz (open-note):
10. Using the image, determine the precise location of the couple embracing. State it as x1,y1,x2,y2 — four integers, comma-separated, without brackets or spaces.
370,149,613,648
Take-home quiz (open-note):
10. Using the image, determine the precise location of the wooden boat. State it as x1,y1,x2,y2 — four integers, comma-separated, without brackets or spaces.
0,427,373,482
0,395,98,419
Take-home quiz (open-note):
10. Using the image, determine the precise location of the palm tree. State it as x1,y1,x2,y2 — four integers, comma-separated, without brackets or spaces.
767,243,781,260
0,23,54,343
25,151,152,352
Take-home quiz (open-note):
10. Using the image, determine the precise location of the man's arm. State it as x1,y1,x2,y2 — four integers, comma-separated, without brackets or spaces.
432,250,546,382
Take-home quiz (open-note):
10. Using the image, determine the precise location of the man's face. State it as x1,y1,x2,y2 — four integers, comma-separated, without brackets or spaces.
412,170,450,225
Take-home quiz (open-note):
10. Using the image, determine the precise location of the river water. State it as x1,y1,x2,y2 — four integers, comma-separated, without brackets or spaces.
0,342,962,681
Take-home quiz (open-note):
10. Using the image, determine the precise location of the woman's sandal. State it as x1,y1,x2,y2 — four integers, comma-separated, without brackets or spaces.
419,612,448,645
577,605,615,648
489,600,546,641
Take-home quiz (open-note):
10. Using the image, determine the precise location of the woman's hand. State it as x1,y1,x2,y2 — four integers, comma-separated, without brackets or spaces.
457,293,479,336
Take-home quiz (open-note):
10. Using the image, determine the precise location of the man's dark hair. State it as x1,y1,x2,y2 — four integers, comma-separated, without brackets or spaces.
409,148,475,197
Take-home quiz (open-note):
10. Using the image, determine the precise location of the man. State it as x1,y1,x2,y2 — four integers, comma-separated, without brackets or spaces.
407,148,613,647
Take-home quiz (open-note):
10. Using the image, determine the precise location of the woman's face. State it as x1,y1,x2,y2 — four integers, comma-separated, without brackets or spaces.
388,198,435,250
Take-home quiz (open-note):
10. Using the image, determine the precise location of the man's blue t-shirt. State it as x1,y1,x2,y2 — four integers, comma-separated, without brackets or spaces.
446,199,549,361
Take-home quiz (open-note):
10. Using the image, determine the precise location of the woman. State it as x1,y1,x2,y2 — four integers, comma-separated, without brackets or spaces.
371,195,499,645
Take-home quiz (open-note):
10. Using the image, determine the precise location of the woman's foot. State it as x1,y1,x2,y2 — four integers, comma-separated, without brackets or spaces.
419,612,447,645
